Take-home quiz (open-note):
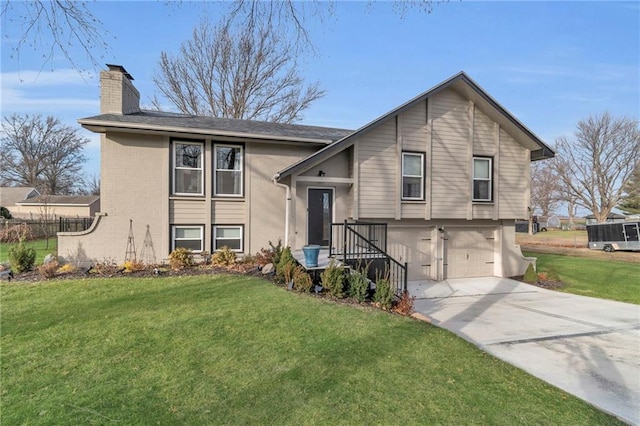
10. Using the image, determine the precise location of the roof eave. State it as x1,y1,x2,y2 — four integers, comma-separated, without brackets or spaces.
78,119,335,145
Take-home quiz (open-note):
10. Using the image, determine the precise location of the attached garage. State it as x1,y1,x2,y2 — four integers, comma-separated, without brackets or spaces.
387,226,436,281
444,228,496,279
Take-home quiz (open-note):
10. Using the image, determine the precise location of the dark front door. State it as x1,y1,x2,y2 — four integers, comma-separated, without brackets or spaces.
308,188,333,246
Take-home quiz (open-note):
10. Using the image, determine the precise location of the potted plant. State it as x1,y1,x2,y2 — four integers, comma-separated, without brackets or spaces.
302,244,321,267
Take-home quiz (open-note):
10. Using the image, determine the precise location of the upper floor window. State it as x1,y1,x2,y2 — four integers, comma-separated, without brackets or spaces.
402,152,425,200
173,142,203,195
473,157,493,202
215,145,243,197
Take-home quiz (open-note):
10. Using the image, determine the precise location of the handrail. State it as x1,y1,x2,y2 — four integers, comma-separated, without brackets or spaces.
330,220,407,297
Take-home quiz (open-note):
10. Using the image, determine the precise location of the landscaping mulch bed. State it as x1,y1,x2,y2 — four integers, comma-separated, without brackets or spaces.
2,264,266,284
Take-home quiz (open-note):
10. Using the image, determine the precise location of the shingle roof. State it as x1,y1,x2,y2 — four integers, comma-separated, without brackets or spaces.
0,187,40,206
79,110,352,144
17,195,100,206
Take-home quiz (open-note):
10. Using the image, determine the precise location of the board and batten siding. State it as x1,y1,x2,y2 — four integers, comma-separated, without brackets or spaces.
498,128,529,218
358,119,397,218
430,89,470,219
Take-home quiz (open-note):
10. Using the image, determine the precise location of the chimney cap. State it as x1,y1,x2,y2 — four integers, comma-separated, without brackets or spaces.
105,64,134,81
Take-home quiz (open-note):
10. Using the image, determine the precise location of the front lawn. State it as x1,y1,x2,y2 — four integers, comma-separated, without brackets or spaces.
525,251,640,304
0,238,57,265
1,275,620,424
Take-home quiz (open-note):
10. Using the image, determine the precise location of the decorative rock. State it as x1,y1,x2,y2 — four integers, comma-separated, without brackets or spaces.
261,263,274,275
43,254,56,265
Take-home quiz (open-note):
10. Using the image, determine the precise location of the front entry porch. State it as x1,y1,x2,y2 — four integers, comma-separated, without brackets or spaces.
292,248,335,271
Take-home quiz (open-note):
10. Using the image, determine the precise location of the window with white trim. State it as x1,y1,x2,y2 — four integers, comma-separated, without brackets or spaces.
402,152,425,200
213,225,243,252
172,225,204,252
173,142,203,195
473,157,493,202
214,145,243,196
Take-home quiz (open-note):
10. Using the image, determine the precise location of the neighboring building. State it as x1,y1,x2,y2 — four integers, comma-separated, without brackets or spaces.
58,64,554,280
584,213,627,226
0,187,40,214
12,195,100,219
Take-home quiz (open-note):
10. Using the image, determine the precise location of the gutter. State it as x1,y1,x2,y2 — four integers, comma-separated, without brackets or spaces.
272,174,291,247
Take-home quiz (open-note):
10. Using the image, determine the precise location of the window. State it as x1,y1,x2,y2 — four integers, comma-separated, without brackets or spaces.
173,142,203,195
213,226,243,252
215,145,243,196
473,157,493,201
402,152,424,200
172,225,203,252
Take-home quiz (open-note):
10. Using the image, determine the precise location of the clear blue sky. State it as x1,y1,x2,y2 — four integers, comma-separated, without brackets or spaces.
1,1,639,183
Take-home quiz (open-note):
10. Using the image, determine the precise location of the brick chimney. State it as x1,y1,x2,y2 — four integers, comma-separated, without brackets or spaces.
100,64,140,115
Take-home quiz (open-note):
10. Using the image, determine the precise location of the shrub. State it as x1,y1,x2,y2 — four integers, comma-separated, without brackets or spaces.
37,261,59,279
321,260,345,298
276,247,295,283
523,263,537,284
123,260,146,273
373,276,393,310
169,247,194,270
347,266,369,303
393,291,415,316
57,263,77,274
0,206,12,219
8,242,36,273
0,223,33,243
269,239,284,266
212,246,237,267
293,265,313,292
92,259,119,275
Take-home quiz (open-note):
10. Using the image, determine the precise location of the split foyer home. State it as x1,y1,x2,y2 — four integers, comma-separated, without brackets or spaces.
58,64,554,282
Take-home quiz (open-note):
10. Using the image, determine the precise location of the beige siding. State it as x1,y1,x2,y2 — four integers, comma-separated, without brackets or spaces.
399,101,427,152
472,204,494,219
473,107,496,156
300,150,350,178
212,200,245,223
431,89,470,218
170,199,207,223
401,203,425,218
498,129,529,218
358,119,396,218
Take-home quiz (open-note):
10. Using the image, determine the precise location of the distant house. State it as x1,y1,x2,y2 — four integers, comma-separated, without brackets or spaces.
12,195,100,219
0,187,40,214
584,213,627,226
58,64,554,280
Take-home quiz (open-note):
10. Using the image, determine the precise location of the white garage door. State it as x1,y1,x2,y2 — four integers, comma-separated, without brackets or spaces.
387,227,434,281
444,229,495,279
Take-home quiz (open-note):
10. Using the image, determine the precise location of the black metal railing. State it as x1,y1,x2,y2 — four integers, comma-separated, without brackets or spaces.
330,220,407,297
59,217,93,233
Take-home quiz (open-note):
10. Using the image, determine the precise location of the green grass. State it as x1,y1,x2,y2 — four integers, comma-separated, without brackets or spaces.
0,238,57,265
1,275,621,425
525,252,640,304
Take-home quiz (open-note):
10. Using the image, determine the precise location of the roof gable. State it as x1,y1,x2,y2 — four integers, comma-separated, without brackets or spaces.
276,72,554,180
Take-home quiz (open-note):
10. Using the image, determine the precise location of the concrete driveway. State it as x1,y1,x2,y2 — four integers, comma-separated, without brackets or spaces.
409,277,640,425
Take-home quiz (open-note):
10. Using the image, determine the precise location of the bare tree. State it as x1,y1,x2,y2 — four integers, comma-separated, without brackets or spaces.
86,174,100,196
617,163,640,215
153,14,325,124
1,0,111,72
554,113,640,224
530,161,560,217
0,114,89,194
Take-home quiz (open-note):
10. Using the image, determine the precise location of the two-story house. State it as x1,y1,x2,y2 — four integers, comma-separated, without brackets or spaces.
58,65,553,281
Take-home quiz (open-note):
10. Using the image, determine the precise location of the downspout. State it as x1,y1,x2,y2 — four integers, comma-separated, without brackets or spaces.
272,174,291,247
